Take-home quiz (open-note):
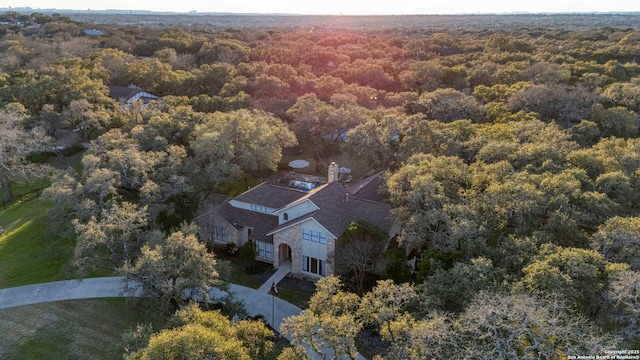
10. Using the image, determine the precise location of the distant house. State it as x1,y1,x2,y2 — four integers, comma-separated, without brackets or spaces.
83,29,104,36
197,163,396,279
108,85,160,108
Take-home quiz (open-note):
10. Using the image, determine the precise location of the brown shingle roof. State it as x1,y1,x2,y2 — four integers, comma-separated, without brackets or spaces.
307,181,393,238
108,85,142,101
348,173,386,203
225,173,393,241
233,182,308,209
268,176,393,238
217,201,278,244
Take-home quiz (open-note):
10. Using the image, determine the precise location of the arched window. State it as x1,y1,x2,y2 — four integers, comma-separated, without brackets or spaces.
283,213,289,221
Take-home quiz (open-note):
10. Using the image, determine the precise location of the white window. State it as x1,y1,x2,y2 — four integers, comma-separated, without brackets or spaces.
214,225,227,243
256,241,273,260
302,255,326,276
250,203,271,213
302,228,327,244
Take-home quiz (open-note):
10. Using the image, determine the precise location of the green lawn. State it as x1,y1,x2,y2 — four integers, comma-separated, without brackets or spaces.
0,198,74,288
0,178,51,207
277,287,312,309
218,259,262,288
280,140,322,176
0,298,163,360
47,150,85,173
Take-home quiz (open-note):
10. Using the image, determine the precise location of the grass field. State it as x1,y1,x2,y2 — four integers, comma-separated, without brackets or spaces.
0,197,74,289
0,183,159,360
0,153,82,289
0,176,150,360
0,298,163,360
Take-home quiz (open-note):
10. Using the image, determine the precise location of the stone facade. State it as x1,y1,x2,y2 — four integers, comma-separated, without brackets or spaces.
325,234,336,276
328,162,339,183
196,206,240,247
273,224,303,274
272,223,336,278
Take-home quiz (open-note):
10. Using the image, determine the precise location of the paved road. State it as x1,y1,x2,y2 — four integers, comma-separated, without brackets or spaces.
0,277,140,309
0,277,361,359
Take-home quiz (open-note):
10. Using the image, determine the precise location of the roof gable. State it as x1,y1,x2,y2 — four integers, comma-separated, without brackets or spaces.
108,85,159,104
272,198,319,216
267,212,333,237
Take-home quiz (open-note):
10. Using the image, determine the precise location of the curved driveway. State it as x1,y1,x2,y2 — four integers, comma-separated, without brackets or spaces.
0,277,365,359
0,277,297,330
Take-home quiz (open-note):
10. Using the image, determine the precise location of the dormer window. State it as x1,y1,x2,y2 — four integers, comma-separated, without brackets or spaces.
283,213,289,221
250,203,271,213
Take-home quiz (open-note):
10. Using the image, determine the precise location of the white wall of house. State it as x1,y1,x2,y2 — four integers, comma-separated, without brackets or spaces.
299,219,334,278
229,200,275,214
237,227,250,246
300,220,328,259
125,91,158,105
275,199,319,225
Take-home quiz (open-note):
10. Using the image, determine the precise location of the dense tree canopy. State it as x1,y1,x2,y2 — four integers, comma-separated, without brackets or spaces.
190,109,297,191
4,12,640,358
125,303,275,360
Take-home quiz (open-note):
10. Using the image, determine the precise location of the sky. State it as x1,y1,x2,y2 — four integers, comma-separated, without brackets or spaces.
3,0,639,15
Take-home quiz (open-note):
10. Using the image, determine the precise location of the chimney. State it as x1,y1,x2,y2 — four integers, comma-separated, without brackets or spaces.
328,162,339,183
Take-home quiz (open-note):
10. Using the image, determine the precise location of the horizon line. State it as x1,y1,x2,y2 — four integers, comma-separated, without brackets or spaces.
2,7,640,17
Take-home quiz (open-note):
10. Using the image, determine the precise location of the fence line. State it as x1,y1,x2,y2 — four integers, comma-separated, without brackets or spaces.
1,187,46,211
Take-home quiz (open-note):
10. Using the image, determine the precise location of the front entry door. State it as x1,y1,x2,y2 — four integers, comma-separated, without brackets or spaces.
279,243,291,262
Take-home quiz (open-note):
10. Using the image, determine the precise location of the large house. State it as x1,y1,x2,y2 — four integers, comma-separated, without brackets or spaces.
197,163,395,279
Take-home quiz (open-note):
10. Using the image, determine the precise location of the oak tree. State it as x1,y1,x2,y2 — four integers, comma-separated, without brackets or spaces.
121,225,222,312
126,303,273,360
190,109,297,191
0,106,51,202
335,220,388,294
281,276,362,360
